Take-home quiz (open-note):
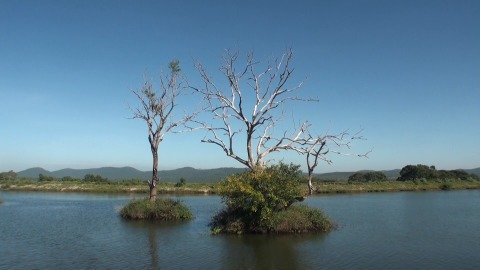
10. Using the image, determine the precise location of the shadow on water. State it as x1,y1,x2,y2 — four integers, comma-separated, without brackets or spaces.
217,233,328,269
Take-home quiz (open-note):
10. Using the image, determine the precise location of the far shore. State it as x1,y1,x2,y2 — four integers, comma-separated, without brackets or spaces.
1,179,479,195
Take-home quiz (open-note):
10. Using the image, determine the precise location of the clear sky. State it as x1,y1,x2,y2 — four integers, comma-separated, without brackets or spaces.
1,0,479,173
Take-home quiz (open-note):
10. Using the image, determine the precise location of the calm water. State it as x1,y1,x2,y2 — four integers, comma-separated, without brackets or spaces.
1,190,479,269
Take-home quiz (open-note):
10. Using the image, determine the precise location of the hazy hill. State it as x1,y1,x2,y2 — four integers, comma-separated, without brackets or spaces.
315,169,401,181
464,168,480,176
17,166,246,183
15,166,478,183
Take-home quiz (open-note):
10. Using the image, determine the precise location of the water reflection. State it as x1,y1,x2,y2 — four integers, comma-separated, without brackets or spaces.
219,233,327,269
122,219,191,270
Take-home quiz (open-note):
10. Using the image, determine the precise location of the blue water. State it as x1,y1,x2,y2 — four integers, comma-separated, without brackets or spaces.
1,190,479,269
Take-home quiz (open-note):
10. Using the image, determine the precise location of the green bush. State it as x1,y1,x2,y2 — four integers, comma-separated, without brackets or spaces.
398,165,479,181
120,198,193,221
210,163,334,234
272,204,336,233
174,178,187,187
39,173,56,182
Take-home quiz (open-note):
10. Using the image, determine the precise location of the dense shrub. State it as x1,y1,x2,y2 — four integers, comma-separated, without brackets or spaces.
398,165,479,181
120,198,193,221
210,163,334,234
348,171,388,182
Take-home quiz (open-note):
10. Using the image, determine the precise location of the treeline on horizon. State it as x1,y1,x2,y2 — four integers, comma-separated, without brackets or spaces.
1,164,479,184
346,164,479,183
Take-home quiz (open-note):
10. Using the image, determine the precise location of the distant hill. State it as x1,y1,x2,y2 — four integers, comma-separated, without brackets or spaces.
464,168,480,177
314,169,401,181
14,166,479,183
17,166,246,183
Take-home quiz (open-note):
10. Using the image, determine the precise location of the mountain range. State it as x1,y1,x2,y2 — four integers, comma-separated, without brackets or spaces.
15,166,479,183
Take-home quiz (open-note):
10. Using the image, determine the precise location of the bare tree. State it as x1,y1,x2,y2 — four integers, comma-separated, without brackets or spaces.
304,129,370,195
130,60,189,202
190,49,315,171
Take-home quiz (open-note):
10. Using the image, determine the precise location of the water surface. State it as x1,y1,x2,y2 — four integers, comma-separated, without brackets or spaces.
1,190,479,269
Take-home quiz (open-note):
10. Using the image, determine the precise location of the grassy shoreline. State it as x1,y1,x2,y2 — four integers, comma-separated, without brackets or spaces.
1,179,479,195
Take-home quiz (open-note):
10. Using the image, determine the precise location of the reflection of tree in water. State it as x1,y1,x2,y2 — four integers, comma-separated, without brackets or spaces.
148,224,159,269
123,220,187,270
122,220,160,269
220,234,326,269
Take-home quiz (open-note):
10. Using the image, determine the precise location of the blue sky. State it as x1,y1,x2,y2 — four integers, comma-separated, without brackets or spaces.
1,0,479,173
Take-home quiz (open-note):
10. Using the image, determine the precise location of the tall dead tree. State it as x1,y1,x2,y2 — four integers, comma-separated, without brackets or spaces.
304,130,370,195
130,60,188,202
190,49,315,171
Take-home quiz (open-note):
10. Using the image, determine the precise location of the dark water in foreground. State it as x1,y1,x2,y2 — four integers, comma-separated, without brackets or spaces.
0,190,479,269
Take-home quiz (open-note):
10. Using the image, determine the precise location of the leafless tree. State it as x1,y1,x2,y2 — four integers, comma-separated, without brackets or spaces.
130,60,191,202
190,49,316,171
304,129,371,195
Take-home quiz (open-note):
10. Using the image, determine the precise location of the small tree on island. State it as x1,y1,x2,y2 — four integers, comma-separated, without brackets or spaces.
129,60,193,202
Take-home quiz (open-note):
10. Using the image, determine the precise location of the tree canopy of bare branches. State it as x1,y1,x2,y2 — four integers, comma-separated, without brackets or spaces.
190,49,316,171
129,60,191,202
303,129,371,194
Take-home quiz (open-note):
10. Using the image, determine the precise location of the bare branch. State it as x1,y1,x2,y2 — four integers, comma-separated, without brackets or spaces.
190,49,319,170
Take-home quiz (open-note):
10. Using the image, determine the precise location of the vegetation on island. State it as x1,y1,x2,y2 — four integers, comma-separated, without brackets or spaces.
120,198,193,221
210,163,335,234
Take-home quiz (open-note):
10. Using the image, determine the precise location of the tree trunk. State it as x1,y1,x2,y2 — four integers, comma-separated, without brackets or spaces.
307,173,315,195
150,148,159,203
246,126,255,170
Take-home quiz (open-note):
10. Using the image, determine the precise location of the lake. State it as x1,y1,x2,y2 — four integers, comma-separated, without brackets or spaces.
1,190,479,269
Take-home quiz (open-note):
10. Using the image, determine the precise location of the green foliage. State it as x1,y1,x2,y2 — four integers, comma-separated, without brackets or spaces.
0,170,16,180
168,59,181,74
210,163,333,234
83,174,109,183
39,173,56,182
398,164,435,181
398,165,479,181
348,171,388,183
272,204,336,233
174,178,187,187
120,198,193,221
